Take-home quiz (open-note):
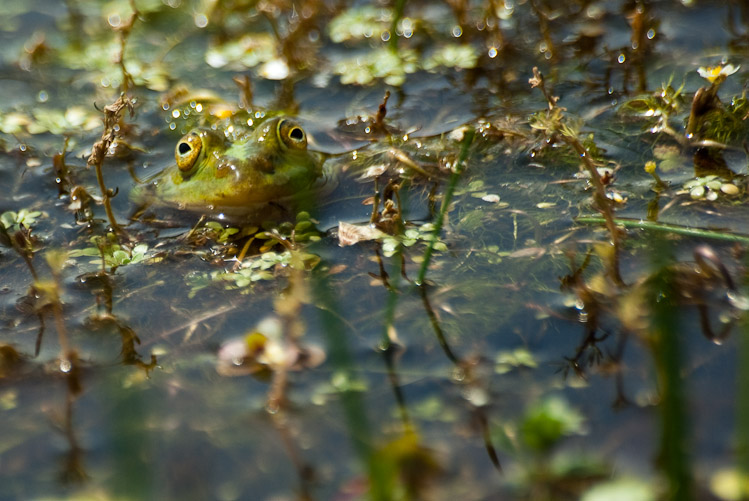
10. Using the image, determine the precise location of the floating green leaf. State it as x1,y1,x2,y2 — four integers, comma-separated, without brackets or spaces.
423,44,479,71
520,396,586,452
1,209,44,232
328,6,392,43
333,47,418,86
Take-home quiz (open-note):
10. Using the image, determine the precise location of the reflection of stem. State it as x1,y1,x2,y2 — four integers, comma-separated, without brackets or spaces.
59,367,87,484
49,262,73,365
269,411,314,501
576,216,749,244
267,351,288,414
382,344,413,431
418,286,459,365
34,315,45,357
475,407,502,472
530,0,555,62
418,283,502,472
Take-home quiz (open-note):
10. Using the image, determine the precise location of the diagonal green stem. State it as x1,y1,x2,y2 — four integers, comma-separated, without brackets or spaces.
576,216,749,244
416,129,475,285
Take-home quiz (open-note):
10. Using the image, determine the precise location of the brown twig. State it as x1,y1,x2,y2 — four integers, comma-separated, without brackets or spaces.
233,75,254,109
375,90,391,131
530,67,624,286
87,94,134,241
114,0,140,93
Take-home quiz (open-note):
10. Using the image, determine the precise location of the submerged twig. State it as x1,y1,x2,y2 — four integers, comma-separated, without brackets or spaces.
530,67,624,286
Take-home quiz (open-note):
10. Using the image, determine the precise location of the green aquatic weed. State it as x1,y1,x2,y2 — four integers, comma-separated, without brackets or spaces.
26,106,101,135
191,249,320,294
1,209,44,232
205,33,277,70
520,396,586,452
328,6,392,43
495,347,539,374
423,44,479,71
202,221,240,243
333,47,419,86
682,175,740,201
381,222,448,258
69,233,149,270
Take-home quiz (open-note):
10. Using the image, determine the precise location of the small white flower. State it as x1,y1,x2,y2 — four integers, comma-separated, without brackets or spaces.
697,64,740,83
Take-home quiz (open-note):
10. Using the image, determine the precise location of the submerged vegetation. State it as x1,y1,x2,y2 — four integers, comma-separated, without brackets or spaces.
2,0,749,499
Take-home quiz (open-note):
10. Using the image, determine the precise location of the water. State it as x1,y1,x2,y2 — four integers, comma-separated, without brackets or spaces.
1,0,748,499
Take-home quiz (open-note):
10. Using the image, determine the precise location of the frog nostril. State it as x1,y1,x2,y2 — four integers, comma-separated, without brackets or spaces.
178,142,192,155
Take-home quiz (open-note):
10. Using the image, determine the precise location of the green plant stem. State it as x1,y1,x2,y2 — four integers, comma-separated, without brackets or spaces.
416,128,474,285
389,0,407,52
576,216,749,244
312,271,395,500
738,312,749,499
94,161,121,236
649,241,693,500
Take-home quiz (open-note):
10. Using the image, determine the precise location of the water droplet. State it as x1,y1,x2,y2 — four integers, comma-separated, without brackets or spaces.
452,25,463,37
60,359,72,373
37,90,48,103
194,13,208,28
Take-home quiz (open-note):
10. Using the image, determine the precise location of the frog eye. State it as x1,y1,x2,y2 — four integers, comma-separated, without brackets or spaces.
278,119,307,150
175,132,202,174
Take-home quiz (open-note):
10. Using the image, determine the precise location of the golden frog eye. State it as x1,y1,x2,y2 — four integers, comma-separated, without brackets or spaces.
175,132,202,174
277,119,307,150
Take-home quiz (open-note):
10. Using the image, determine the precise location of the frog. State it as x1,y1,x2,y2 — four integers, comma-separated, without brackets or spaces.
133,116,325,218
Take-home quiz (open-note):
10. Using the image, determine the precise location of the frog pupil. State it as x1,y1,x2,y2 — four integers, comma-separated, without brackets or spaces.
178,142,192,155
289,127,304,141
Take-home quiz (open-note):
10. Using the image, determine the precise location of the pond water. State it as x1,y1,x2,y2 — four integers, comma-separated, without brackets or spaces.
1,1,749,500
